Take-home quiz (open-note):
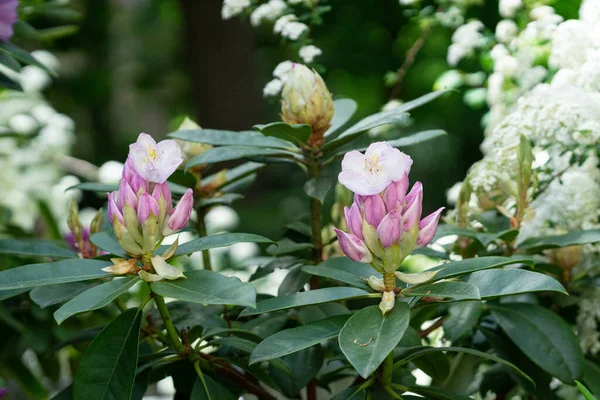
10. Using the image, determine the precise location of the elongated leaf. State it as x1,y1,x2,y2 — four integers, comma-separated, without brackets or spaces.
322,90,451,153
74,308,142,399
443,301,483,341
68,182,118,193
518,228,600,251
191,375,236,400
170,128,295,149
0,239,75,258
395,346,533,385
325,98,358,137
30,282,95,308
0,52,19,71
583,360,600,395
266,238,312,256
304,176,335,204
250,315,350,364
302,265,372,291
433,225,518,247
0,71,21,90
316,257,381,280
0,43,56,75
196,193,244,207
253,122,312,143
576,381,595,400
490,303,584,383
0,288,28,301
339,302,410,378
186,146,298,169
151,270,256,307
401,386,471,400
403,281,481,300
424,256,533,284
54,277,140,324
90,231,127,257
239,287,371,317
464,269,567,298
202,162,264,191
158,233,273,257
387,129,447,148
0,259,111,290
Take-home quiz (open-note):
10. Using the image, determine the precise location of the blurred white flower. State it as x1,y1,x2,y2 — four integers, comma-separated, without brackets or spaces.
434,70,463,91
529,6,555,21
486,73,504,106
98,161,124,183
19,66,51,92
495,19,518,43
263,78,283,97
205,205,240,233
299,45,322,63
273,60,294,80
499,0,522,18
446,182,462,206
31,50,60,73
549,20,594,70
8,114,38,135
221,0,251,19
274,14,308,40
229,242,260,264
494,55,519,77
447,20,485,66
250,0,287,27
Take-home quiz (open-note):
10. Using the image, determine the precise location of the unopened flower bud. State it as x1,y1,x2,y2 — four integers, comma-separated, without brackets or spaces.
67,198,83,241
281,64,334,147
344,202,364,240
379,291,396,315
137,193,160,226
163,189,194,236
402,182,423,231
90,210,104,235
364,195,386,228
377,210,402,248
383,175,408,211
334,228,372,263
550,245,582,271
417,207,444,246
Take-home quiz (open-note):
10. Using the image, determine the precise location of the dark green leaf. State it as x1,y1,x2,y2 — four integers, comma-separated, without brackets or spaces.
412,351,450,381
240,287,371,317
242,312,288,339
54,277,140,324
330,387,365,400
339,302,410,378
170,128,295,149
266,238,313,256
161,233,273,257
517,228,600,251
151,270,256,307
277,265,310,296
434,225,518,247
324,98,358,137
403,281,481,300
269,348,323,397
0,52,19,71
297,303,350,325
186,146,298,169
0,259,111,290
253,122,312,143
68,182,118,193
425,256,534,283
582,360,600,396
196,193,244,207
0,239,75,258
464,269,567,298
0,43,56,75
30,282,95,308
304,176,335,203
0,71,21,90
190,375,236,400
90,231,127,257
443,301,483,341
401,386,471,400
316,257,381,280
490,303,584,383
74,308,142,399
0,288,28,301
302,264,372,291
250,315,350,364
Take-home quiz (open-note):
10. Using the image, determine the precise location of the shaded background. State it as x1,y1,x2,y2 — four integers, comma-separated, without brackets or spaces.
47,0,499,239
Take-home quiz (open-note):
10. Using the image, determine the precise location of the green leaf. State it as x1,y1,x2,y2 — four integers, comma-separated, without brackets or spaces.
322,90,451,153
269,348,323,397
412,351,450,381
0,239,75,258
304,176,335,203
489,303,584,383
298,303,350,325
266,238,313,256
186,146,299,169
253,122,312,143
30,282,95,308
169,128,295,149
324,98,358,137
68,182,118,193
90,231,127,257
330,387,365,400
517,228,600,251
401,386,471,400
0,70,21,90
54,277,140,324
0,288,28,301
348,130,447,153
158,232,273,257
74,308,142,399
250,315,350,364
36,25,80,40
0,43,57,76
463,269,567,298
425,256,533,283
277,265,310,296
583,360,600,396
202,162,264,192
302,264,372,291
576,381,596,400
239,287,371,317
339,302,410,378
196,193,244,207
315,257,382,280
0,52,20,71
151,270,256,307
443,301,483,341
191,375,236,400
395,346,534,385
403,281,481,300
434,225,518,247
0,259,111,290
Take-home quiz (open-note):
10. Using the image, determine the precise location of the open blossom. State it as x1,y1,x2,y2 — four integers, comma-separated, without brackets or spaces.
274,14,308,40
299,45,322,63
0,0,18,42
221,0,251,19
499,0,522,18
335,145,444,273
250,0,286,27
338,142,413,196
128,133,183,183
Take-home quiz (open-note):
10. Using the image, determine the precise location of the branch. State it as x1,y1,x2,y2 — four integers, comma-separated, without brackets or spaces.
419,317,445,338
389,26,432,100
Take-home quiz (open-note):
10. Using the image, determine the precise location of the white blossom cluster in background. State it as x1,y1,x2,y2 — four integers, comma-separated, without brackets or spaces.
221,0,323,97
432,0,600,358
0,51,82,233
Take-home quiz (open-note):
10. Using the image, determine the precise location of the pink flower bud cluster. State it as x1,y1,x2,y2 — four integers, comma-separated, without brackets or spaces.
107,134,193,256
335,142,443,272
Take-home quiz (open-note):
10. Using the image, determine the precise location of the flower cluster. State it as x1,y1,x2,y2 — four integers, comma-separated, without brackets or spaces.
105,134,194,282
335,142,444,313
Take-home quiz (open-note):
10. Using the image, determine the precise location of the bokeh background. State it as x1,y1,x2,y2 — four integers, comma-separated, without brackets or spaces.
43,0,578,239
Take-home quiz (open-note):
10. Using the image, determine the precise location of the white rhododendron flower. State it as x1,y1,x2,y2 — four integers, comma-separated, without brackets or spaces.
338,142,413,195
128,133,183,184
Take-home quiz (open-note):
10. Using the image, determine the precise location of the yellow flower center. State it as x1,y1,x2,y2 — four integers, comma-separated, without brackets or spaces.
147,148,157,161
364,155,383,175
